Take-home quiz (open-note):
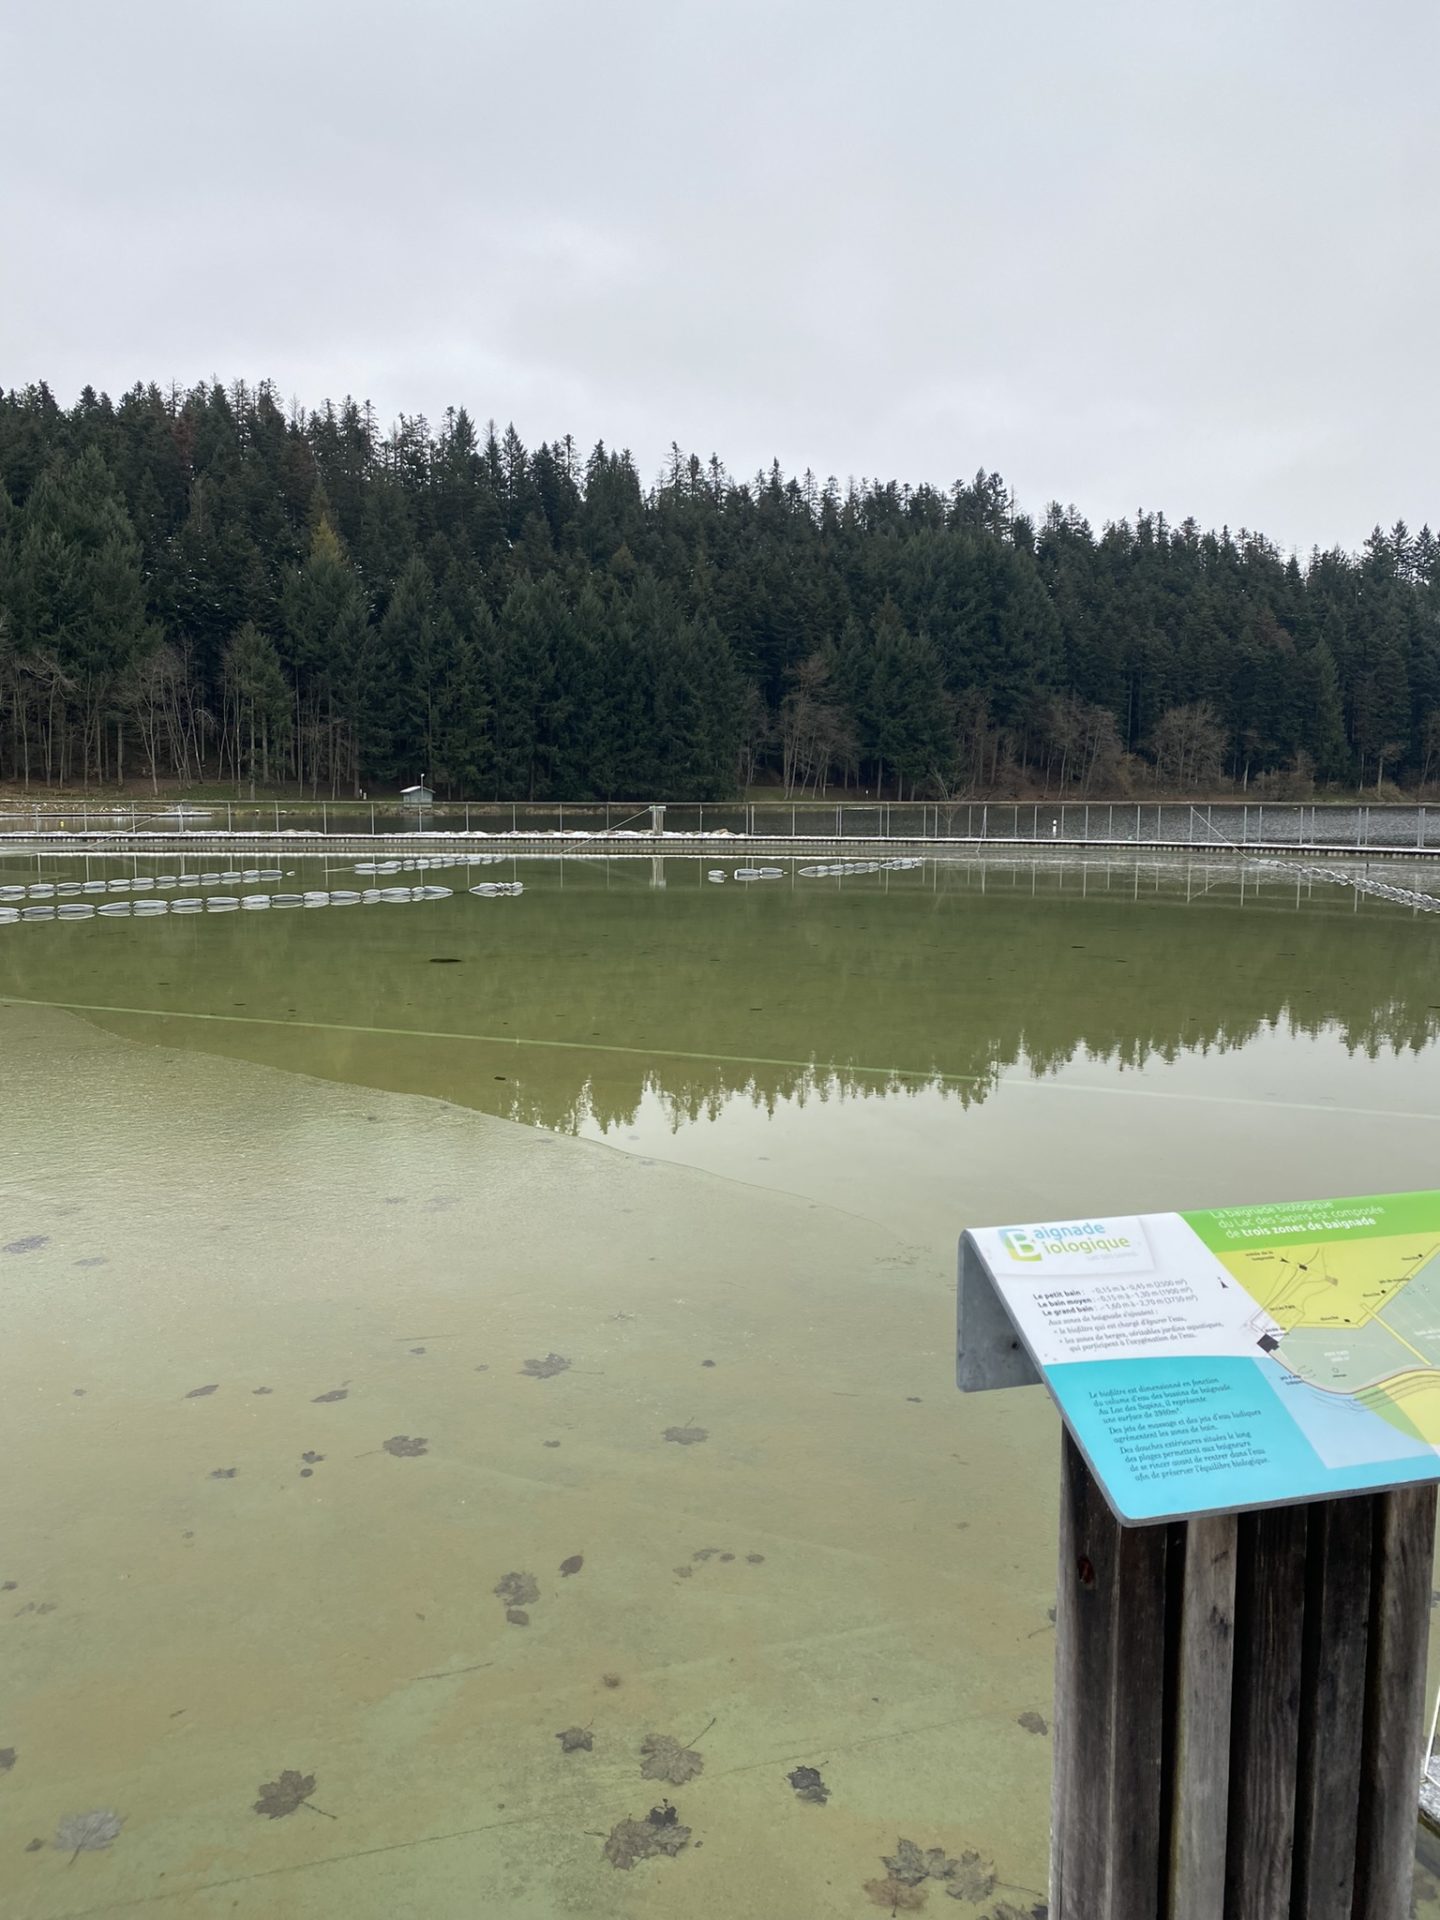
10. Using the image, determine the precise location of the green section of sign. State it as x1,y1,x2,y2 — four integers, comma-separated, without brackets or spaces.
1182,1189,1440,1254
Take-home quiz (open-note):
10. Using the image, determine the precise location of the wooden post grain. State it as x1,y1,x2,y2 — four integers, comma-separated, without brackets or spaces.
1352,1484,1438,1920
1052,1432,1169,1919
1223,1505,1309,1918
1290,1495,1374,1919
1166,1513,1238,1920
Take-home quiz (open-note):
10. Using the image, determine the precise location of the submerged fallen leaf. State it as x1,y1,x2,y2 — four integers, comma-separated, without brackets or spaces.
311,1389,348,1404
185,1384,219,1399
0,1747,15,1772
864,1876,928,1912
674,1565,694,1579
663,1426,708,1446
640,1733,704,1786
942,1851,998,1902
506,1607,530,1626
884,1841,961,1886
559,1554,583,1577
1017,1711,1048,1736
53,1809,124,1860
208,1468,237,1480
382,1436,428,1457
25,1837,43,1851
787,1764,828,1804
494,1571,539,1608
521,1353,570,1379
253,1770,334,1819
603,1814,691,1868
556,1726,593,1752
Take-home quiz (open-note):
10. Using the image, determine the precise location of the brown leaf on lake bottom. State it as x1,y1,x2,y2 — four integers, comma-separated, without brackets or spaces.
942,1851,998,1902
185,1384,219,1399
520,1353,570,1379
1017,1711,1048,1735
639,1733,704,1785
0,1747,15,1772
506,1607,530,1626
864,1876,928,1912
787,1764,828,1804
253,1770,334,1820
602,1814,691,1868
556,1726,593,1752
494,1571,539,1608
884,1840,962,1887
663,1426,708,1446
559,1554,583,1576
312,1389,348,1404
382,1436,428,1457
53,1809,124,1860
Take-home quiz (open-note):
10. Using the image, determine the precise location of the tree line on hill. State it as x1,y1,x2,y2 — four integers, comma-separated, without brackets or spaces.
0,378,1436,800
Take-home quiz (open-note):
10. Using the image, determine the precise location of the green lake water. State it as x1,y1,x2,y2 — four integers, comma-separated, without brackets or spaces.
2,850,1440,1917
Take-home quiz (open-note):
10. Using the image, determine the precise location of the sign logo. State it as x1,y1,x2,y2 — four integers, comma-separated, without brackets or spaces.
986,1216,1155,1278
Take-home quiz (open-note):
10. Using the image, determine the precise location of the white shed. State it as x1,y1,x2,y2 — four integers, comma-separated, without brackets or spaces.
400,782,434,808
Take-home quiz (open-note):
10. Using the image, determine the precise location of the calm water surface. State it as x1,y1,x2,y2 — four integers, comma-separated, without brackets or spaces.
3,850,1440,1917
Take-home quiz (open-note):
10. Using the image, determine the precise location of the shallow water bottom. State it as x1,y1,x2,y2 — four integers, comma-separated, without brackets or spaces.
0,1005,1059,1918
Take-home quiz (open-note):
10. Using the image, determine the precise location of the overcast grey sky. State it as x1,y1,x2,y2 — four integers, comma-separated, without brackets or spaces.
3,0,1435,552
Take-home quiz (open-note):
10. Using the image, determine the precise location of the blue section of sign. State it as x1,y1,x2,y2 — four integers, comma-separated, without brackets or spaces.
1049,1354,1439,1524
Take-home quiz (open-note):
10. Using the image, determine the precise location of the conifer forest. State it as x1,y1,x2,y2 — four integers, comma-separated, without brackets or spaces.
1,379,1436,800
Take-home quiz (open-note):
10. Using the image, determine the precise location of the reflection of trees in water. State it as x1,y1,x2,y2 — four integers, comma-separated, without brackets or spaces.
481,919,1440,1137
4,862,1435,1135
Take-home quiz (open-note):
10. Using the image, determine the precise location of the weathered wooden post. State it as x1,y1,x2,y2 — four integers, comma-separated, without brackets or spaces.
958,1190,1440,1919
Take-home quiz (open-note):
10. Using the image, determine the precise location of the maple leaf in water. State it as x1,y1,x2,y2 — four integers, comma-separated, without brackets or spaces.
640,1733,704,1785
556,1726,593,1752
942,1851,998,1902
863,1877,927,1913
520,1353,571,1379
663,1426,708,1445
494,1571,539,1608
53,1809,124,1861
603,1815,691,1868
787,1764,829,1804
884,1840,962,1886
382,1436,428,1457
253,1770,334,1819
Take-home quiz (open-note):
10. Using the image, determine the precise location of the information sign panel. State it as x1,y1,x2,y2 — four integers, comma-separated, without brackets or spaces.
960,1190,1440,1523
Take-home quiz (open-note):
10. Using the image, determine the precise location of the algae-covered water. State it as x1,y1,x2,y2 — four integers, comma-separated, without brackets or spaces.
2,850,1440,1917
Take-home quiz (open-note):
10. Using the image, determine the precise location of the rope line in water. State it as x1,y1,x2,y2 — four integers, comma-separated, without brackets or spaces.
2,995,1438,1123
1186,807,1440,913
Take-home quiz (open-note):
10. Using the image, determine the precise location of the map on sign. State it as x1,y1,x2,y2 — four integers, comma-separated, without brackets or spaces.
961,1190,1440,1524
